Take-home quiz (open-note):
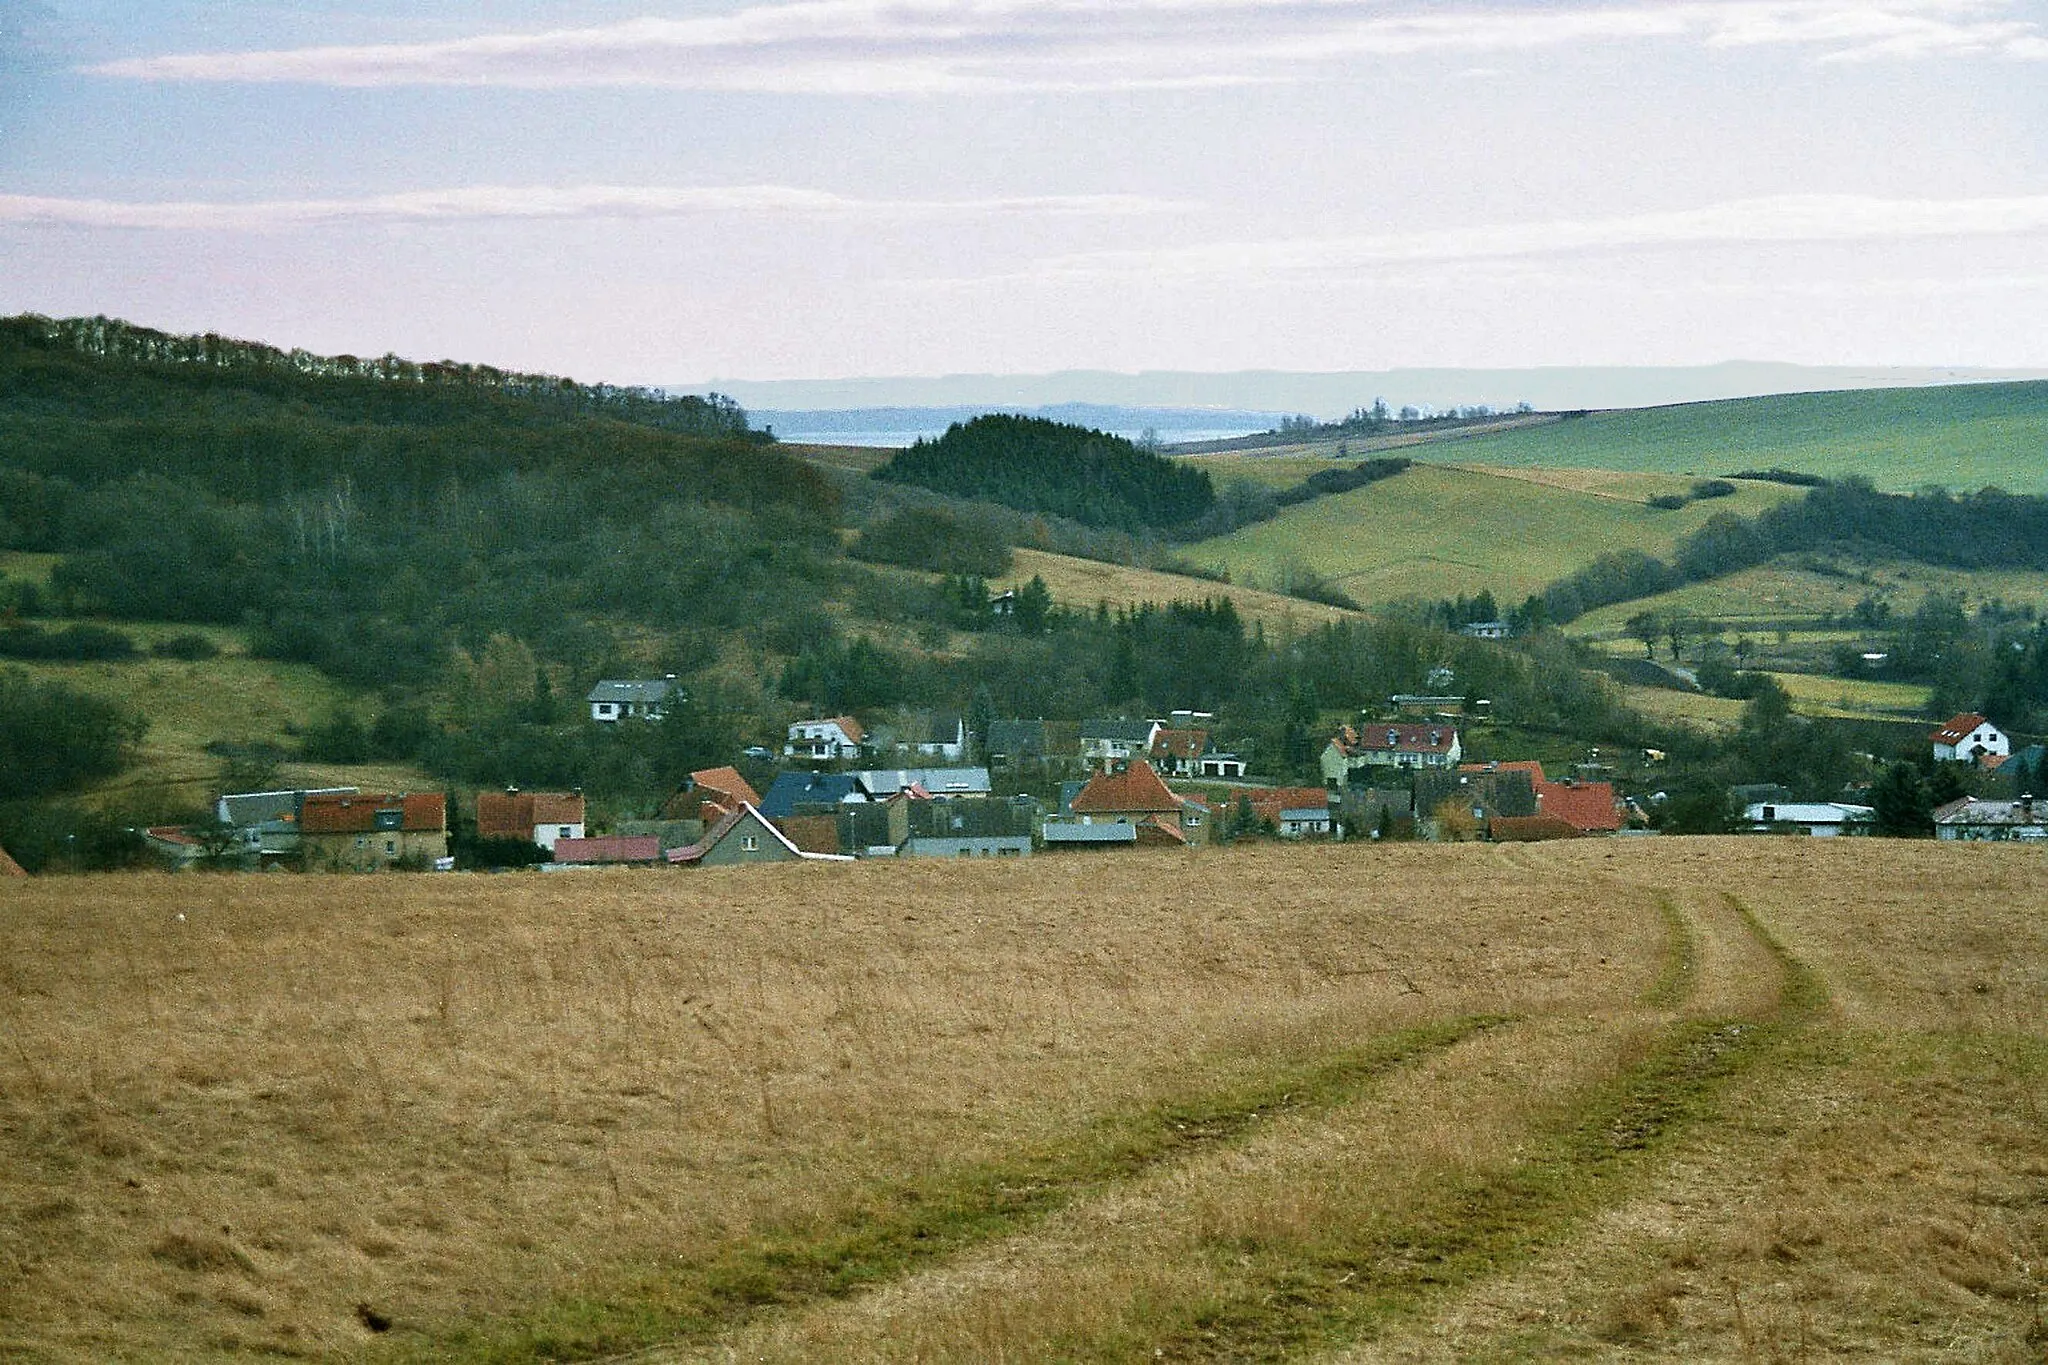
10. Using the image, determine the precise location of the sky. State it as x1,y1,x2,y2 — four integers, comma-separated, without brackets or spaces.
3,0,2048,390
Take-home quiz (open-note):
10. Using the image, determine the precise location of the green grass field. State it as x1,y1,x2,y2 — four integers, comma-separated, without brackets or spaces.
1568,555,2048,639
1410,381,2048,492
3,624,429,812
1182,463,1800,604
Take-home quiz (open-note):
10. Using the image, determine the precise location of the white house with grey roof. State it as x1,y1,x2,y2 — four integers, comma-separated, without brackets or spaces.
587,676,679,723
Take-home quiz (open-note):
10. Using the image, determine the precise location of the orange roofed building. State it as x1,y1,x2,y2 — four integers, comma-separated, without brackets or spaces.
1461,761,1620,836
1065,760,1207,848
299,792,448,872
475,789,586,852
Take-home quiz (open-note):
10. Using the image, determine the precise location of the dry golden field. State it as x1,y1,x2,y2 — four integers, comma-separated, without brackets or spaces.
1,840,2042,1363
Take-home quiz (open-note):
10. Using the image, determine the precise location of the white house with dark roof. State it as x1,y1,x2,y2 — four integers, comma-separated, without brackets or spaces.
587,676,678,723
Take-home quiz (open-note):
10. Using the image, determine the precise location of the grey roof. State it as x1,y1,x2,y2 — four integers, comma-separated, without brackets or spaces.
1933,798,2046,827
760,771,861,819
1082,718,1157,743
1042,822,1138,845
856,767,992,798
908,795,1039,839
217,787,356,829
986,719,1046,757
586,678,677,705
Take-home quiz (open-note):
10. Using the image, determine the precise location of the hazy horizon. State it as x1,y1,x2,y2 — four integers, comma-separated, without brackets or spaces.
3,3,2046,385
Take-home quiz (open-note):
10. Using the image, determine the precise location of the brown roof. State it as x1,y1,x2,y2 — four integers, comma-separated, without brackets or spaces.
551,835,663,864
301,792,446,835
0,845,24,876
1150,728,1209,762
1332,722,1458,756
690,766,762,808
476,790,585,840
778,814,841,856
1071,761,1184,815
1243,787,1332,822
1931,713,1992,745
1460,760,1546,778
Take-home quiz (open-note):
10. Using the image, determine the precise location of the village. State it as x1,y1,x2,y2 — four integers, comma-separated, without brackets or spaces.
128,675,2048,874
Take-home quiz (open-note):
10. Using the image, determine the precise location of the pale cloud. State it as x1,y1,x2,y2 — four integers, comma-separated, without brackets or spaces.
0,184,1184,231
81,1,2048,93
988,194,2048,283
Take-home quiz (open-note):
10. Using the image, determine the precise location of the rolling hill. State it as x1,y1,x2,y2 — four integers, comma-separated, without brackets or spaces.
1399,381,2048,493
1180,463,1802,605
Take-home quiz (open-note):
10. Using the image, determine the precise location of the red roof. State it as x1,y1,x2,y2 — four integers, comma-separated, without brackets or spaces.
0,845,24,876
1243,787,1332,823
301,792,446,835
1533,780,1622,833
1931,713,1992,745
145,825,203,847
1460,760,1546,778
1071,761,1184,815
551,836,663,864
476,790,585,840
1332,722,1458,756
690,766,762,809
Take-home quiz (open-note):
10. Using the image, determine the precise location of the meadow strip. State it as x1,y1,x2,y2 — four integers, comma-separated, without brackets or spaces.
384,1016,1511,1363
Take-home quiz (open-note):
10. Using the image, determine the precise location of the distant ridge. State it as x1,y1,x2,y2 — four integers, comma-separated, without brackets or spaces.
695,363,2048,422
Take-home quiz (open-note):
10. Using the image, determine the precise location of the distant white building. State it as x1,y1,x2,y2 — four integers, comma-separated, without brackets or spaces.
1930,713,2009,765
588,677,678,723
786,716,866,762
1742,801,1874,837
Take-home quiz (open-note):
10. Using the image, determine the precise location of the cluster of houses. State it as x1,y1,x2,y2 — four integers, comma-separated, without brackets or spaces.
108,698,2041,876
1735,713,2046,840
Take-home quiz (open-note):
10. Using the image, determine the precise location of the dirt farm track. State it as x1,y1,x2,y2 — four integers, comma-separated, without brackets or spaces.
2,838,2043,1362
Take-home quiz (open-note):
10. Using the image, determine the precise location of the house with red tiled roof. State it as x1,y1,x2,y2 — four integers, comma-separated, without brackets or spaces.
476,789,586,852
1321,721,1461,784
1240,787,1336,839
1931,713,2009,766
1466,761,1621,836
661,766,765,824
299,792,448,872
1059,759,1206,848
786,716,866,762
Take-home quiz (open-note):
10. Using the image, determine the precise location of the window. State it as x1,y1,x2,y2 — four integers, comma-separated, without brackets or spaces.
741,834,759,852
558,826,572,838
385,839,396,855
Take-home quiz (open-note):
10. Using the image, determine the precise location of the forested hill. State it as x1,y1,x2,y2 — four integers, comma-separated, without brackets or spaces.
2,313,758,439
0,314,837,689
872,413,1216,532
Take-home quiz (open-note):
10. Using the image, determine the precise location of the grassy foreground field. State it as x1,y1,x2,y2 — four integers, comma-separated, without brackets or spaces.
3,841,2043,1363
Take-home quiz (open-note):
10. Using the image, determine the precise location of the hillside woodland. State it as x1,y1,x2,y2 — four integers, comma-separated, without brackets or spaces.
3,315,2047,868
